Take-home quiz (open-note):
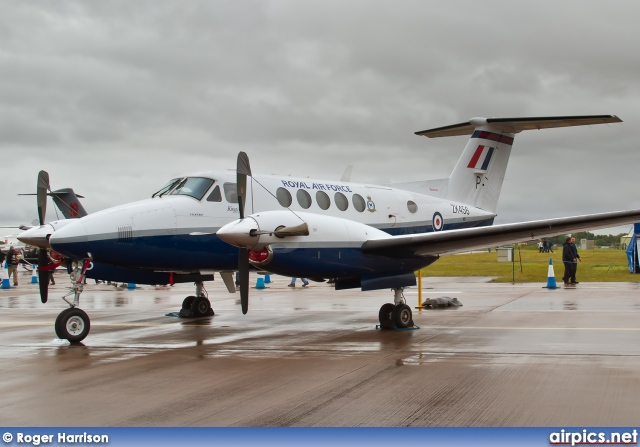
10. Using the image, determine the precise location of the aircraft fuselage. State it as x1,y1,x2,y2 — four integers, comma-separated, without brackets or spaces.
49,170,495,278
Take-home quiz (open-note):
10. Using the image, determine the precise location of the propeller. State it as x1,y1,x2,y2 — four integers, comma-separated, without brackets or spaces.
36,170,51,303
229,152,310,314
236,152,252,314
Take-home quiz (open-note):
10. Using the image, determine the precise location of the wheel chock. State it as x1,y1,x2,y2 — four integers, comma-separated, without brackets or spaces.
165,308,215,318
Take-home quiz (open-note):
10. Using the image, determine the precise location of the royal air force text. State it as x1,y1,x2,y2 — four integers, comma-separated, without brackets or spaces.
281,180,352,193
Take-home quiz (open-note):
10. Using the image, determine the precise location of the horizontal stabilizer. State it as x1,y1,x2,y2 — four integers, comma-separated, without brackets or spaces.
415,115,622,138
19,191,85,198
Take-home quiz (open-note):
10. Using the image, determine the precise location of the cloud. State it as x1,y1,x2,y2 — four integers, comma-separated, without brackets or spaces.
1,0,639,238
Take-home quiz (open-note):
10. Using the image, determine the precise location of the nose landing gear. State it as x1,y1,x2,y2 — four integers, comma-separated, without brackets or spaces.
55,258,93,343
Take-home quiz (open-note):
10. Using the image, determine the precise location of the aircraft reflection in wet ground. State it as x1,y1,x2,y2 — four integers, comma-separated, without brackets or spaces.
2,275,640,426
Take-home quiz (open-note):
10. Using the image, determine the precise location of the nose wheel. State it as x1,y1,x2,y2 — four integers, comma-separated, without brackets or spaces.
55,308,91,343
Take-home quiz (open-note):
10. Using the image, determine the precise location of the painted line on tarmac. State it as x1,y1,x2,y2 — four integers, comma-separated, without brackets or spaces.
3,321,640,331
405,291,462,294
425,326,640,331
0,321,211,327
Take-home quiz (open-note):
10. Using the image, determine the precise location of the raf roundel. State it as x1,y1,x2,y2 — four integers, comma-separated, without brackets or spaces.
432,212,444,231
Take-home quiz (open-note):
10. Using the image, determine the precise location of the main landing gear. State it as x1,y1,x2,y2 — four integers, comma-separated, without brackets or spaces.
179,281,214,317
378,288,414,329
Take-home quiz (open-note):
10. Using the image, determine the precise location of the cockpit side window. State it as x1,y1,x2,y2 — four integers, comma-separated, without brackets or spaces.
206,185,222,202
152,178,182,198
223,183,238,203
169,177,214,201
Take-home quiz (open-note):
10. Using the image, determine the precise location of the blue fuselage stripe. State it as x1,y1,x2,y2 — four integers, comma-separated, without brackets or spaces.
52,218,493,277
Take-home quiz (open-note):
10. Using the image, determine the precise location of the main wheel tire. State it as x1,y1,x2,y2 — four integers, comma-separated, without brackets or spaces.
55,308,91,343
393,304,413,328
191,296,211,317
182,296,196,309
378,303,395,329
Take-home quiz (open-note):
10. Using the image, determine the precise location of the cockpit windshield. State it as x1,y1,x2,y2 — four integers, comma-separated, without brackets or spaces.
152,178,182,198
169,177,215,201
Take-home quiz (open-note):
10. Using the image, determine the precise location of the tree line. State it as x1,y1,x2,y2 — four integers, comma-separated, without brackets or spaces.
548,232,628,248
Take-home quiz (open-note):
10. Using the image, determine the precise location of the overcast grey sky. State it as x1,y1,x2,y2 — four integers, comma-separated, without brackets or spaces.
2,1,639,235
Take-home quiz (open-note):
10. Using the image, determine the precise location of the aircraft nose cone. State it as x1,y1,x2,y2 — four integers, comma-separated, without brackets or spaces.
49,220,89,258
17,225,53,249
217,218,259,249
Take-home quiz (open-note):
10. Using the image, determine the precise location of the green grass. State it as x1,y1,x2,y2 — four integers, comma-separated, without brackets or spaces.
419,246,639,283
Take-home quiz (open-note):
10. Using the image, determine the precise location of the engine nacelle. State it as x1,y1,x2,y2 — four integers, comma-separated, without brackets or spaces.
217,210,390,252
218,210,436,283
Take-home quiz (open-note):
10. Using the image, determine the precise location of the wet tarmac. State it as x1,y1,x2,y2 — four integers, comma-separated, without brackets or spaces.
2,269,640,426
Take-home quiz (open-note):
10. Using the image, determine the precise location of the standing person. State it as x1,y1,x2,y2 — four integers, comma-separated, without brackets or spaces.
538,241,544,253
288,277,309,288
548,240,555,253
562,237,581,285
6,246,19,286
569,237,581,283
543,240,549,253
47,250,56,285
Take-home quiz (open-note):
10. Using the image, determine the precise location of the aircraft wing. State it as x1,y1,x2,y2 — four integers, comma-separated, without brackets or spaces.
415,115,622,138
361,209,640,257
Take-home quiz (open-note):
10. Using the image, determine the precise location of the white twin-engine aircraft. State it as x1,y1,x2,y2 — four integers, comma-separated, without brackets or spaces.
25,115,640,343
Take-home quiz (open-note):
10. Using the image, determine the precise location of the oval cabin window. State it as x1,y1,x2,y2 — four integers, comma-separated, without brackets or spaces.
316,191,331,210
352,194,366,213
335,192,349,211
276,187,292,207
297,189,312,209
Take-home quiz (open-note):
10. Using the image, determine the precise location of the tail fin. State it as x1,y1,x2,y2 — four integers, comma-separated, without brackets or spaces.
415,115,621,213
49,188,88,218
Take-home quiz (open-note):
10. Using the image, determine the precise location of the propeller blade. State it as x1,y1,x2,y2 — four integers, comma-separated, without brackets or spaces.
37,171,50,226
236,151,253,314
37,248,49,303
237,152,252,220
239,248,249,314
